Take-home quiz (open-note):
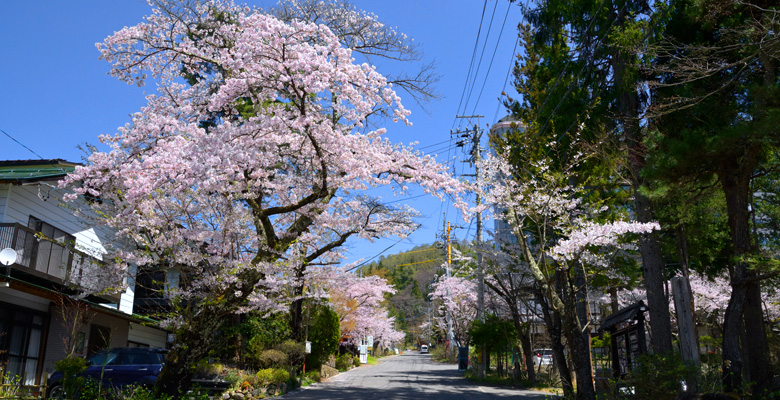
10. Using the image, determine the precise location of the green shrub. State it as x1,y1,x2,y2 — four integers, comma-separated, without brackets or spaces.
628,353,696,400
335,354,353,371
353,355,360,366
256,368,289,387
305,304,340,369
276,340,305,367
117,384,170,400
258,349,287,369
53,356,88,400
226,368,258,390
256,368,275,386
236,314,291,364
271,369,289,384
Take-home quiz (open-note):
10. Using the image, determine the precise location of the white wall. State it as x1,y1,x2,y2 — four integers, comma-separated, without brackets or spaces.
128,322,168,348
0,287,51,312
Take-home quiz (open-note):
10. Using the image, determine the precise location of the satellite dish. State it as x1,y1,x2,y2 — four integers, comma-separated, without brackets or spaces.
0,248,17,266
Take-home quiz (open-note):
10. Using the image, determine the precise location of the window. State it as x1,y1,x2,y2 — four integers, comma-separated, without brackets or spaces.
28,216,75,276
87,324,111,356
0,302,47,385
134,267,167,301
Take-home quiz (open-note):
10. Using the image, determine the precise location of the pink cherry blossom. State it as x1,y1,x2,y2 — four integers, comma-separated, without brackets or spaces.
61,1,466,331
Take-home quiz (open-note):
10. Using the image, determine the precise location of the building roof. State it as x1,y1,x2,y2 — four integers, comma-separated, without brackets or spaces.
0,159,80,183
598,300,647,333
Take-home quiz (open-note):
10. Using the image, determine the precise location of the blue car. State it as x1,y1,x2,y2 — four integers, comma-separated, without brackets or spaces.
47,347,167,398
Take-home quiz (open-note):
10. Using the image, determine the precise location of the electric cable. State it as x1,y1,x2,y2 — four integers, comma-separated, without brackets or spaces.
463,0,502,114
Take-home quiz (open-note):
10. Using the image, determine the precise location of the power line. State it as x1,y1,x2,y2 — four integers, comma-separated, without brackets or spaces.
471,0,513,116
0,129,47,160
493,36,520,124
463,0,501,114
452,0,489,132
347,224,422,272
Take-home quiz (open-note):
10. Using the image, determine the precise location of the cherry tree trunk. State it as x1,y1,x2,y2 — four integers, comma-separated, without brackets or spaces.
567,325,596,400
289,266,307,341
569,263,595,400
290,297,305,341
536,290,574,398
155,309,227,396
509,305,536,383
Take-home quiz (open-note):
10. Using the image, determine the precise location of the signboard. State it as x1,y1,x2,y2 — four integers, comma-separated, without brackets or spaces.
305,341,311,354
612,324,646,377
360,353,368,364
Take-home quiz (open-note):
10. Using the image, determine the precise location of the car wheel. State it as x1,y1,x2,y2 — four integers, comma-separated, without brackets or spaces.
47,384,64,400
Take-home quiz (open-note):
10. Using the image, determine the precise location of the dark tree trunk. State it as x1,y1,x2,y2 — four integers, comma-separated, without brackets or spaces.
289,297,305,341
566,324,596,400
156,308,227,396
511,305,537,383
536,290,574,398
571,263,595,400
721,277,746,392
620,84,674,355
519,330,536,382
610,3,673,356
719,154,771,395
289,266,307,340
743,280,769,394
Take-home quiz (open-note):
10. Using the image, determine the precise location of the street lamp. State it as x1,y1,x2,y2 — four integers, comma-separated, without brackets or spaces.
0,247,17,287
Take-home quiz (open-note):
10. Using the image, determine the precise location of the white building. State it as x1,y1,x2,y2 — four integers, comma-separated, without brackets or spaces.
0,159,167,386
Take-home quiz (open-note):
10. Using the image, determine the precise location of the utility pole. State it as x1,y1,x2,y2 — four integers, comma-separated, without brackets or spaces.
446,221,453,349
453,115,485,375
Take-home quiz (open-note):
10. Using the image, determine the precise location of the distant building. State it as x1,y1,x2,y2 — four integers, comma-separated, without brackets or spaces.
489,115,524,245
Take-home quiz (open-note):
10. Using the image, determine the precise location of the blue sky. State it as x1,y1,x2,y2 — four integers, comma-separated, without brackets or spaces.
0,1,523,266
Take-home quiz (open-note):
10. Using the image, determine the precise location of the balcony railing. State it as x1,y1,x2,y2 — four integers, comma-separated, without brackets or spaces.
0,223,120,302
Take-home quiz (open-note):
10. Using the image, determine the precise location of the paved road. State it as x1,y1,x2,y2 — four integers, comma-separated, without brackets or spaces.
280,352,554,399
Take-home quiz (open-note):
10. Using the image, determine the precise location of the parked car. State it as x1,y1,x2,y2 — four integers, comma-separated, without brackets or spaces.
420,345,429,354
48,347,167,399
533,348,553,366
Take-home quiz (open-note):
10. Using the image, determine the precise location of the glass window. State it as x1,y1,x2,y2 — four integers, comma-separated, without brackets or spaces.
0,303,46,385
28,216,75,276
27,328,41,358
24,359,37,385
8,326,25,356
87,351,119,366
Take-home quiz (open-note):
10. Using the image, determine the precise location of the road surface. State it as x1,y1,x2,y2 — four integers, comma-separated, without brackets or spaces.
281,352,554,399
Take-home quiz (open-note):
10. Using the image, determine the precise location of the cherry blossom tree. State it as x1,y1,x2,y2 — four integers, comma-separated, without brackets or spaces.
63,0,464,394
268,0,439,110
613,274,780,327
476,151,658,400
327,271,404,350
429,275,478,347
477,235,543,382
